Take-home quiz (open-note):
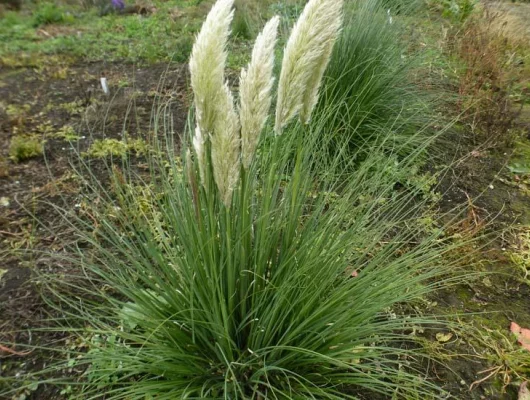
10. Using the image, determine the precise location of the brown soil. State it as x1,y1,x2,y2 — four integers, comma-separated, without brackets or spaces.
427,105,530,398
429,4,530,394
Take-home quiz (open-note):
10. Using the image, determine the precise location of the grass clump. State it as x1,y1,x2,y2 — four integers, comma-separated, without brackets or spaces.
35,0,467,398
428,0,476,22
317,0,439,159
46,131,457,399
32,3,74,27
9,135,44,162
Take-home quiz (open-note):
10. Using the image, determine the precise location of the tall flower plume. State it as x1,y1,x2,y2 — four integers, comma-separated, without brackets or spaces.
239,16,279,169
210,84,240,206
274,0,344,132
188,0,344,205
192,125,206,186
189,0,233,135
189,0,240,204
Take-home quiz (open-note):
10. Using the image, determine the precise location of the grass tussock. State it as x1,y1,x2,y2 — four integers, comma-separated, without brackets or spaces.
40,124,462,399
316,0,440,159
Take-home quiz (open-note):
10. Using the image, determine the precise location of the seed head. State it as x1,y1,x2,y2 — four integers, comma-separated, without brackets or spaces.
211,84,240,206
240,16,280,169
275,0,344,132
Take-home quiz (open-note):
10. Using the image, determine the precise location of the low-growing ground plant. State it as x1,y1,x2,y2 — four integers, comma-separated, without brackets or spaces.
9,135,44,162
19,0,472,398
32,2,74,27
84,138,149,158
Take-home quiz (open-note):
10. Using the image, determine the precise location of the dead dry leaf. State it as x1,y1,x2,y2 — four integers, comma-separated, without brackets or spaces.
510,322,530,351
436,332,453,343
0,344,32,356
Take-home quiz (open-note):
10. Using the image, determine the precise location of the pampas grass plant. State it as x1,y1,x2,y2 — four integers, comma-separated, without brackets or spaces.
39,121,461,399
27,0,469,399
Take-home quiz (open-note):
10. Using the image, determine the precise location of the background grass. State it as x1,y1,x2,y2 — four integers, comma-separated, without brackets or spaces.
315,0,442,163
0,0,307,66
0,2,201,65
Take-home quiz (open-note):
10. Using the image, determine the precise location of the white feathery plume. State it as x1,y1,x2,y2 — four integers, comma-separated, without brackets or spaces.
299,4,343,125
239,16,280,169
210,84,240,206
189,0,234,139
192,125,206,186
274,0,344,132
189,0,235,190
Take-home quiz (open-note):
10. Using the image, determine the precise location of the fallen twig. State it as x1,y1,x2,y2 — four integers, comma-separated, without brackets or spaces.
0,344,32,356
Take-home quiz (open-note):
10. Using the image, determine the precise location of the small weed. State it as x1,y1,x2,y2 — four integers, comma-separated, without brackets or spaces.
52,125,80,141
57,100,86,116
50,66,69,79
508,138,530,175
509,227,530,283
34,171,81,196
84,138,148,158
9,382,40,400
5,104,31,126
32,3,74,27
461,321,530,391
9,135,44,163
34,121,55,135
